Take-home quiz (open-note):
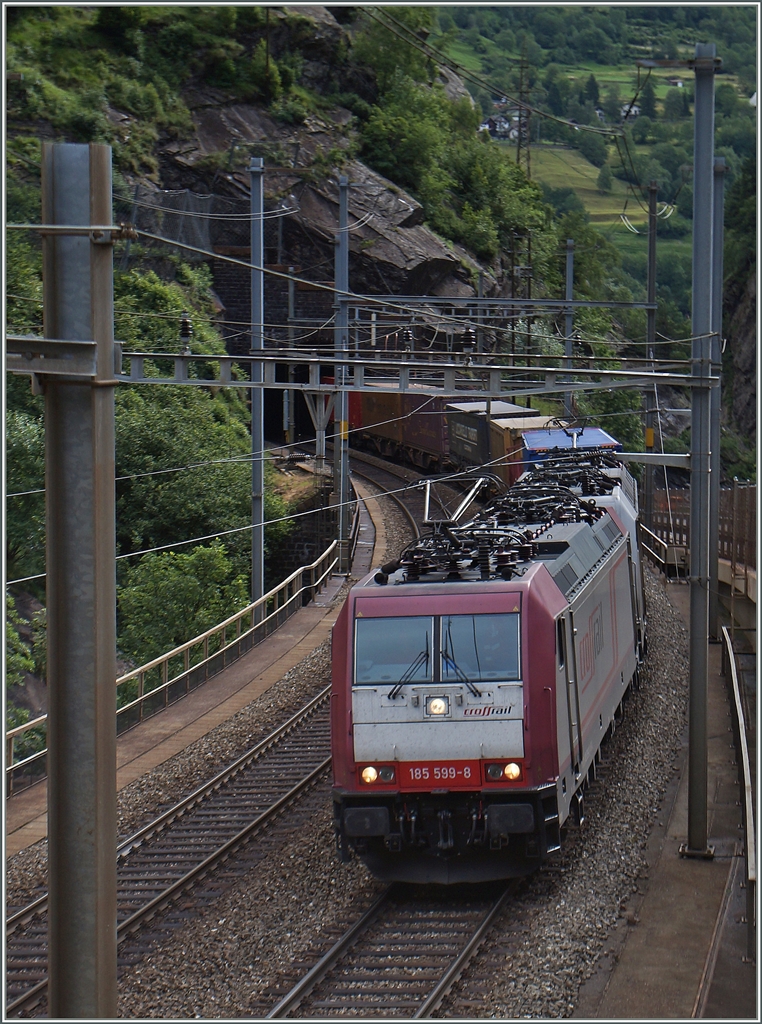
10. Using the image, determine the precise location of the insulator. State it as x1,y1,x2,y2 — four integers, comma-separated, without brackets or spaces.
446,558,461,581
478,543,491,580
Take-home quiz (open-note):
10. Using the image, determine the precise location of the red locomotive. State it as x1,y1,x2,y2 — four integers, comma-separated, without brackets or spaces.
331,443,645,883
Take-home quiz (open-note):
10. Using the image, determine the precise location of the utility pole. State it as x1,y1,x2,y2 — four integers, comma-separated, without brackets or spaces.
287,267,296,445
250,157,264,615
709,158,725,639
685,43,717,859
563,239,574,418
334,175,351,573
644,181,658,531
516,47,531,179
42,142,117,1017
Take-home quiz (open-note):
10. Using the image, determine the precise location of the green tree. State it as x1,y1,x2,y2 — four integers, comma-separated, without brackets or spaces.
557,212,619,297
602,85,621,122
352,7,436,94
640,79,657,119
596,163,613,194
6,410,45,584
663,88,685,120
117,543,249,666
584,73,600,106
630,115,653,144
574,130,608,168
715,83,739,117
723,155,756,307
6,594,34,688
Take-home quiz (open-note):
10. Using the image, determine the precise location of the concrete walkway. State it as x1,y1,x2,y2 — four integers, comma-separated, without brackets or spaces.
6,479,382,860
576,576,756,1019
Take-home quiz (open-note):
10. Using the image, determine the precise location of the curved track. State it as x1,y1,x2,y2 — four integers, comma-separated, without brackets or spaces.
266,882,517,1019
349,448,479,539
6,689,332,1017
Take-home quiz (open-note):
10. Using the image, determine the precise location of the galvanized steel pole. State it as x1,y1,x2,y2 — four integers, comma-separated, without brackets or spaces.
563,239,574,418
287,267,296,445
644,182,658,531
709,158,725,639
686,43,717,858
335,176,350,573
42,142,117,1017
250,158,265,614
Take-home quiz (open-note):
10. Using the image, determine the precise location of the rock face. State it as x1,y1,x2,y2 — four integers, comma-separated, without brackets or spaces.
159,92,483,298
727,270,756,443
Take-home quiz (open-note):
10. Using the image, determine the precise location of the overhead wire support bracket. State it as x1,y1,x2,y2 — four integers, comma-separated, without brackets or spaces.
7,222,139,242
6,334,99,378
110,351,717,399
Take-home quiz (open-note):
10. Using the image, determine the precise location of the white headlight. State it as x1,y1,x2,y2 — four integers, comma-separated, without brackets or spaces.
428,697,448,715
361,766,378,783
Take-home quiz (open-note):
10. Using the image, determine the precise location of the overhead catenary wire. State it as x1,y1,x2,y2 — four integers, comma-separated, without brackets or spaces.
5,290,700,351
366,6,624,140
6,388,659,504
112,192,300,221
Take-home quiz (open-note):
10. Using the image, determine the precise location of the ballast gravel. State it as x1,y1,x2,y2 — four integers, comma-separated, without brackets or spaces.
113,566,687,1019
6,496,690,1019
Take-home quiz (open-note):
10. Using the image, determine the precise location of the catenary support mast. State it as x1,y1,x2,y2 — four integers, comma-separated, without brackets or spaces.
43,142,117,1018
250,157,265,613
686,43,717,858
709,158,725,639
334,175,351,573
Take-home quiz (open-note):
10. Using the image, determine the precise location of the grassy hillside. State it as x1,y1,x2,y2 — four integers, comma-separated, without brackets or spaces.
512,143,635,226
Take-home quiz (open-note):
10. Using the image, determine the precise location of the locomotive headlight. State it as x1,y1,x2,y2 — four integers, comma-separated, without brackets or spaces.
486,764,504,780
504,762,522,781
361,766,378,784
427,697,449,716
378,766,395,782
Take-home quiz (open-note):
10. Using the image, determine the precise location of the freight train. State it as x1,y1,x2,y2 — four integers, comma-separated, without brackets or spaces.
331,439,644,883
347,388,563,486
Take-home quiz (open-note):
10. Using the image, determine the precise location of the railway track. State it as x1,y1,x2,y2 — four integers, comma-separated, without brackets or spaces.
6,688,332,1017
266,881,517,1018
348,448,485,538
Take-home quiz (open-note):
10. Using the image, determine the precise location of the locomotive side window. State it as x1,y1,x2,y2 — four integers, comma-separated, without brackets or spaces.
441,613,520,682
354,616,433,684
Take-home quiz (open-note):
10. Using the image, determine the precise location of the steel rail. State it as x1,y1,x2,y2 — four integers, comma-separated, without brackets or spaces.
116,756,332,940
7,758,332,1019
6,686,330,935
350,463,421,541
413,885,515,1018
265,886,396,1019
266,884,514,1019
348,448,469,537
6,690,332,1018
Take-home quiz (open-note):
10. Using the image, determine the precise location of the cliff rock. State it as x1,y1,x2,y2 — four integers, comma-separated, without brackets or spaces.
727,270,756,443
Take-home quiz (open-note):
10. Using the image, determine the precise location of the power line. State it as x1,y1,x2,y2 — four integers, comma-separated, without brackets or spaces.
112,192,299,221
367,6,623,139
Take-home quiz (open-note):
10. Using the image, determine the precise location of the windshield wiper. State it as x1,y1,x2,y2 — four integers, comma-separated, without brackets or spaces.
443,622,482,697
389,634,430,699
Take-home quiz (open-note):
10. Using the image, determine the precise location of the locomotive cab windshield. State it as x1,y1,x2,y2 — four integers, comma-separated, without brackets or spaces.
354,613,521,689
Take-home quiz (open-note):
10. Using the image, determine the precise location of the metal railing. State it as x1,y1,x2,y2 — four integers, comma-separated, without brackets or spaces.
637,521,687,576
6,542,339,796
649,485,757,570
721,625,756,962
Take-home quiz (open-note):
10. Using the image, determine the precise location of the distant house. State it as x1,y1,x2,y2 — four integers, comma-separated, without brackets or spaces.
667,77,684,88
595,107,606,122
620,103,640,121
483,115,515,138
750,92,757,107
